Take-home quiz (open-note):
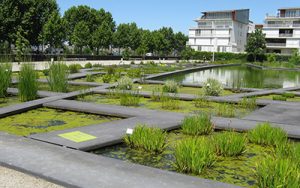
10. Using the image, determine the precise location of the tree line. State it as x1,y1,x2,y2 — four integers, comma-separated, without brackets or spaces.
0,0,188,57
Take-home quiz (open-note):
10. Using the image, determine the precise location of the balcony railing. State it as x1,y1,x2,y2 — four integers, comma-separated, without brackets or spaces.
279,33,293,37
266,43,286,47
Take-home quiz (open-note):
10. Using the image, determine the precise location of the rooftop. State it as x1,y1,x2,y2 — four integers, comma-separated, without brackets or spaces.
278,7,300,10
201,9,249,14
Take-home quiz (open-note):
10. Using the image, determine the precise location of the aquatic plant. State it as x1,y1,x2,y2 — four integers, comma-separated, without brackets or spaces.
162,80,179,93
161,94,180,110
203,78,223,96
105,65,117,75
120,90,140,106
256,157,300,188
84,62,92,69
272,95,287,101
216,103,235,117
86,74,95,82
0,63,12,98
151,86,162,102
194,94,210,108
102,74,112,83
282,92,295,98
68,64,81,73
127,68,142,78
47,62,69,92
174,138,216,175
181,113,213,136
239,97,257,110
214,131,246,157
18,63,38,102
124,124,167,153
248,123,287,146
117,76,133,90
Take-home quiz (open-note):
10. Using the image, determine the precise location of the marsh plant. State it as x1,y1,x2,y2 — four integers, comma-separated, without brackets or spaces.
18,63,38,102
120,90,140,106
239,97,257,110
194,94,210,108
203,78,223,96
181,113,213,136
117,76,133,90
84,62,92,69
47,62,69,92
214,131,246,157
282,92,295,98
86,74,95,82
174,138,216,175
248,123,287,146
256,157,300,188
151,86,162,102
162,80,179,93
272,95,287,101
0,63,12,98
161,93,180,110
216,103,235,117
124,124,167,153
68,64,81,73
102,74,112,83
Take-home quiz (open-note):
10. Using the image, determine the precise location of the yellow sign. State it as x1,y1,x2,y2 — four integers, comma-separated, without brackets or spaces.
58,131,97,143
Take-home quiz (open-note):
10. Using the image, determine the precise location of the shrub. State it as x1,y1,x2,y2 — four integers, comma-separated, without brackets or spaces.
117,76,133,90
272,95,287,101
289,50,300,65
194,94,210,108
161,94,180,110
18,63,38,102
174,138,216,175
181,113,213,136
68,64,81,73
124,124,167,153
0,63,12,97
267,53,277,63
127,68,141,78
216,103,235,117
203,78,223,96
105,65,117,75
256,157,300,188
120,91,140,106
248,123,287,146
102,74,112,83
162,80,179,93
239,97,257,110
47,62,69,92
86,74,94,82
214,131,246,157
84,62,92,69
282,92,295,98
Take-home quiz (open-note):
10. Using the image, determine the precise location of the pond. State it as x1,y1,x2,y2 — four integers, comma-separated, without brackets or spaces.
155,65,300,89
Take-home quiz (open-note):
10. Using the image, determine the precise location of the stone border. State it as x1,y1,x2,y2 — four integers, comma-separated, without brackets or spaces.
246,63,300,71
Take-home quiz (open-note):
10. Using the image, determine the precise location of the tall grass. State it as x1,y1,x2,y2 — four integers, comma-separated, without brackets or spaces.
117,76,133,90
216,103,235,117
18,63,38,102
68,64,81,73
181,113,213,136
124,124,167,153
256,157,300,188
239,97,257,110
119,90,140,106
162,80,179,93
47,62,69,92
151,86,162,102
0,63,12,97
86,74,95,82
174,138,216,175
194,94,210,108
214,131,246,157
248,123,287,146
161,94,180,110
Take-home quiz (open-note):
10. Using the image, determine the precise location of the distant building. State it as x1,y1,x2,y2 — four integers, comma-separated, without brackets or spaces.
263,7,300,54
188,9,250,53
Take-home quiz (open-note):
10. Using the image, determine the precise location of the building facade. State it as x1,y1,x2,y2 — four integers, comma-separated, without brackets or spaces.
188,9,250,53
263,8,300,54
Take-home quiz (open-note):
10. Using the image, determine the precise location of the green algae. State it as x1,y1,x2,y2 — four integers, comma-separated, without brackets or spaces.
0,95,22,108
77,94,253,118
94,131,290,187
0,107,120,136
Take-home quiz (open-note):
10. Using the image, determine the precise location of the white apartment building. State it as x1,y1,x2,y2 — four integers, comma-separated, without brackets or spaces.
188,9,250,53
263,8,300,54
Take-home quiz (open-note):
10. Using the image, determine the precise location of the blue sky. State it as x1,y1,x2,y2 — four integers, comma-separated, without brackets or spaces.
57,0,300,34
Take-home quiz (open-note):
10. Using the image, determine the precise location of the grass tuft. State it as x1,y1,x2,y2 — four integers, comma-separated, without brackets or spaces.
162,80,179,93
47,62,69,92
18,63,38,102
0,63,12,97
181,113,213,136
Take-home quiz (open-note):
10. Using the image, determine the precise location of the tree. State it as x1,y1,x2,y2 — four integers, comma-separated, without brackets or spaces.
245,29,266,62
15,28,30,62
174,32,188,55
289,50,300,65
153,27,175,56
41,12,66,51
92,21,113,55
71,21,90,54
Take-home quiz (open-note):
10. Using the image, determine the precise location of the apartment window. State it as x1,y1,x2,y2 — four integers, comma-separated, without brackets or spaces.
196,30,201,36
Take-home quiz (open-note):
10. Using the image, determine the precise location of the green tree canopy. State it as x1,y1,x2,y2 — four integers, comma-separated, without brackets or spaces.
92,21,113,54
71,21,90,54
245,29,266,62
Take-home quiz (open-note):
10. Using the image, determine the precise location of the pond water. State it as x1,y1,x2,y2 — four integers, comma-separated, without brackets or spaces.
155,65,300,89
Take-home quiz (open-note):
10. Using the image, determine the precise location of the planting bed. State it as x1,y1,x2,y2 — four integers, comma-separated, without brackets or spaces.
77,93,255,118
0,107,120,136
93,130,300,187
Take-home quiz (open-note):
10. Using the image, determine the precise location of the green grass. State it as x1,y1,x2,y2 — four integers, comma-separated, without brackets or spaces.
256,157,300,188
257,94,300,102
239,97,257,110
161,94,180,110
174,137,216,175
272,95,287,101
248,123,287,146
181,113,213,136
282,92,295,98
217,103,235,117
18,63,38,102
124,124,167,154
214,131,246,157
68,64,81,73
47,62,69,92
117,76,133,90
120,91,140,106
0,63,12,97
162,80,179,93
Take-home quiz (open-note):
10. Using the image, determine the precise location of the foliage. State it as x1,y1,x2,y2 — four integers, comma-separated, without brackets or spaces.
162,80,179,93
174,138,216,175
181,113,213,136
214,131,246,157
117,76,133,90
245,29,267,62
84,62,93,69
282,92,295,98
86,74,94,82
161,94,180,110
102,74,112,83
151,86,163,102
248,123,287,146
255,157,300,188
266,53,277,63
68,64,81,73
194,94,210,108
92,21,113,55
217,103,235,117
0,63,12,98
124,124,167,153
203,78,223,96
71,21,90,54
239,97,257,110
272,95,286,101
289,50,300,65
47,62,69,92
15,28,30,62
18,63,38,102
120,90,140,106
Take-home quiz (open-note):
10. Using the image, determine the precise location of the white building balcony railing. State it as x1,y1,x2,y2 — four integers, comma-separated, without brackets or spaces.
265,24,293,28
266,43,286,47
279,33,293,37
